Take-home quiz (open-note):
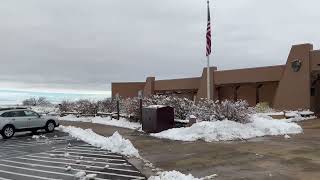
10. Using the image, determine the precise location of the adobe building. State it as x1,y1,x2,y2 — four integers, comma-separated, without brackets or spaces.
112,43,320,113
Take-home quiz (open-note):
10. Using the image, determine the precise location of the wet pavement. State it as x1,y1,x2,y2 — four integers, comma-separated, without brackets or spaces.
0,131,146,180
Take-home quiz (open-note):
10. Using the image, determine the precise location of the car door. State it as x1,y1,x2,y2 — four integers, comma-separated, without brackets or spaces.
24,110,44,128
5,111,28,129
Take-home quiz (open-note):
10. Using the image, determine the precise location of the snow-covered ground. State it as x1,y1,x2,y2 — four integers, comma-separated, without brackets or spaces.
59,115,142,130
258,110,316,123
151,114,303,142
260,110,316,119
57,125,140,157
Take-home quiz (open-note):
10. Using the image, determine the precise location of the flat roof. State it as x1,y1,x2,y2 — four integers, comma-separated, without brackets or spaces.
214,65,285,85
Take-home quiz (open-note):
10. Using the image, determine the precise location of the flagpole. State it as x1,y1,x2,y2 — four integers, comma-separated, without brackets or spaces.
207,55,210,100
206,0,211,100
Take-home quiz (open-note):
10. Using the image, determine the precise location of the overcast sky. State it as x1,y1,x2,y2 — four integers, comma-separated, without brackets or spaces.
0,0,320,96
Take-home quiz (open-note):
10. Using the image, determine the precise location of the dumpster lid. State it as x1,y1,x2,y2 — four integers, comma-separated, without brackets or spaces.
146,105,167,109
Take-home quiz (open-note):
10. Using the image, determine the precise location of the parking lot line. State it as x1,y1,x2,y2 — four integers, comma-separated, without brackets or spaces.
0,169,58,180
13,156,139,173
24,155,131,166
39,152,126,162
0,147,28,152
59,147,111,153
0,163,74,178
82,169,146,180
14,157,107,169
0,149,28,157
1,159,145,179
0,176,12,180
55,148,122,157
70,146,106,150
0,143,47,149
51,150,123,158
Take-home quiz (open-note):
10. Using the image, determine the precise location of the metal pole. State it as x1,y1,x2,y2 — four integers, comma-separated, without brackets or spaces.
139,99,142,123
117,100,120,120
207,55,211,99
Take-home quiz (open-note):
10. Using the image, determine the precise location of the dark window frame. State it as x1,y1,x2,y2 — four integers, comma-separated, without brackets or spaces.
311,88,316,96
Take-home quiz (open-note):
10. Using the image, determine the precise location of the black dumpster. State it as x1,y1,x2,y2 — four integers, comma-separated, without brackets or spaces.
142,105,174,133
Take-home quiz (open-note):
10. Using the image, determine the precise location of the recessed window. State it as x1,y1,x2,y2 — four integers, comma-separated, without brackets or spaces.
311,88,315,96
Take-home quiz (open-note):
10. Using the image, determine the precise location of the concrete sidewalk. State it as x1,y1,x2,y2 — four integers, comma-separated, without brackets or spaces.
60,119,320,180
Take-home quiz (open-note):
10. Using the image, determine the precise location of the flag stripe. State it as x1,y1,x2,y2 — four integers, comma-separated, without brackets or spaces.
206,1,212,57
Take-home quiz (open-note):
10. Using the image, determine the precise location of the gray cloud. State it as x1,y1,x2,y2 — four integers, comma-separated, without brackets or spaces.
0,0,319,92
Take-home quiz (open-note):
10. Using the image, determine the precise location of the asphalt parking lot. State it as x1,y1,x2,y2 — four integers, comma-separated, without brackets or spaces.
60,119,320,180
0,131,146,180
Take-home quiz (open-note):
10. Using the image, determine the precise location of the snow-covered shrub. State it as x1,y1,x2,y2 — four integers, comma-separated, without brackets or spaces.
75,99,97,115
117,95,194,120
188,98,215,121
22,97,52,106
254,102,273,113
170,97,194,120
188,99,251,123
144,95,194,120
120,97,140,118
97,99,116,113
58,100,76,112
213,100,251,123
37,97,52,106
22,97,37,106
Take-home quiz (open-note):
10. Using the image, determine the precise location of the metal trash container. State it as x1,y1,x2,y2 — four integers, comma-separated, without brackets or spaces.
142,105,174,133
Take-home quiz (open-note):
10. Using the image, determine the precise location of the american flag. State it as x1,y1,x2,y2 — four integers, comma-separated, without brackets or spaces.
206,0,212,57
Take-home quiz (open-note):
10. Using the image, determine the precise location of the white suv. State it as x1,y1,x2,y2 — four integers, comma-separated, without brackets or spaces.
0,108,59,139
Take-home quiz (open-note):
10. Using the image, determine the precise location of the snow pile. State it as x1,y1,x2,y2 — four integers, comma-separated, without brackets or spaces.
57,125,139,157
148,171,217,180
74,171,86,178
59,115,141,130
32,135,45,139
148,171,201,180
284,134,291,139
151,114,303,142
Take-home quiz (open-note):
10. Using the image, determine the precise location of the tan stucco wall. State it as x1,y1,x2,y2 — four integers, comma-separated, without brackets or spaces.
219,86,235,101
311,50,320,71
155,77,200,91
273,44,313,110
237,85,256,106
215,65,284,85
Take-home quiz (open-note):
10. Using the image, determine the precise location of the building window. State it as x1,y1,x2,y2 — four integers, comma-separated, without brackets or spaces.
311,88,316,96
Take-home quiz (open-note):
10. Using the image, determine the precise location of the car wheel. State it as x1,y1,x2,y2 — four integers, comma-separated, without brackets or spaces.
1,125,15,139
45,121,55,133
